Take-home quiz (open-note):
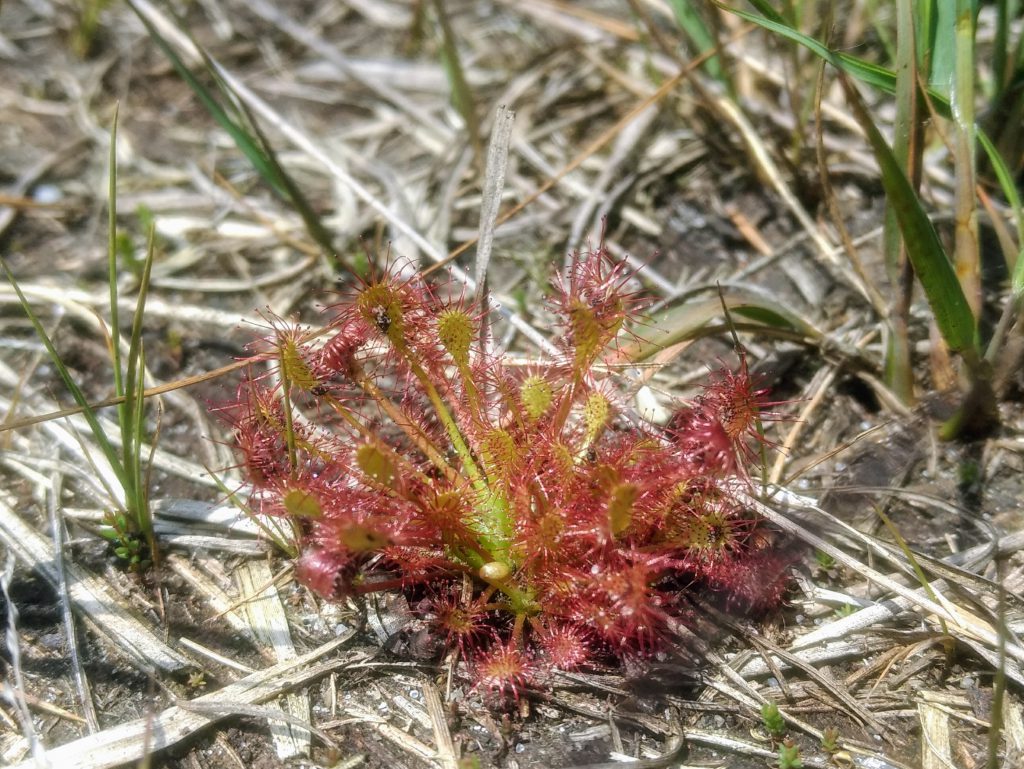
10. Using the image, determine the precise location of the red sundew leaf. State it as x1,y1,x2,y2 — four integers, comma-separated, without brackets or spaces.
422,588,492,654
550,244,645,369
390,548,470,586
315,317,370,380
533,620,593,670
295,548,357,599
572,551,682,653
471,639,535,703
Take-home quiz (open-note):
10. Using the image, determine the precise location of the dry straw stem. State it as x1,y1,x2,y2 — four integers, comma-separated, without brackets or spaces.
234,560,310,759
748,488,1024,684
0,496,190,674
126,0,556,355
7,632,361,769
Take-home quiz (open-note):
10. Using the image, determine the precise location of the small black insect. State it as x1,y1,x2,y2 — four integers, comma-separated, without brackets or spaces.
373,305,392,334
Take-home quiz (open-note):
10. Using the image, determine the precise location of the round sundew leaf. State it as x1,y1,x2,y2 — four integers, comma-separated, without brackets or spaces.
437,308,475,367
608,483,638,536
583,392,610,443
339,523,391,552
519,375,553,419
356,443,396,488
283,488,322,518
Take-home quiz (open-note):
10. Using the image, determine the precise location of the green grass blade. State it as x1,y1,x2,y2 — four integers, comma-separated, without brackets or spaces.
732,1,1019,306
979,132,1024,297
431,0,481,160
915,0,937,75
234,96,341,264
108,105,123,406
131,1,345,271
720,3,954,114
132,340,148,536
132,6,290,199
927,0,956,97
0,260,129,490
840,76,978,357
950,0,981,318
881,0,920,403
615,291,823,364
108,105,137,477
123,226,156,520
667,0,726,83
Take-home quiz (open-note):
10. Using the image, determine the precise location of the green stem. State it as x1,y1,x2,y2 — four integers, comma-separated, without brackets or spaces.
411,359,512,556
277,361,298,478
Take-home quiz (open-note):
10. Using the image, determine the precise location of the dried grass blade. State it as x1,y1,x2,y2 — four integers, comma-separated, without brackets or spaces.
475,105,514,303
744,490,1024,671
6,633,360,769
0,498,189,674
234,561,310,759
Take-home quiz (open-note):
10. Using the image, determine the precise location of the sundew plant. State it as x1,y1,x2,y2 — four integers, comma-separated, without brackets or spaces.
227,247,792,701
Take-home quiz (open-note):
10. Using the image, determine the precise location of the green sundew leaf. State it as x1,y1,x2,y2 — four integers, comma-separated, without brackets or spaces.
0,261,128,491
283,488,322,519
607,483,637,537
437,308,474,367
482,428,517,476
979,132,1024,297
840,76,978,355
356,443,396,488
278,334,317,392
583,392,610,444
339,523,391,553
520,375,553,420
667,0,726,83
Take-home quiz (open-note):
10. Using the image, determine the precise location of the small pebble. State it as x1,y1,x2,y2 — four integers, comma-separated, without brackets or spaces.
33,184,62,204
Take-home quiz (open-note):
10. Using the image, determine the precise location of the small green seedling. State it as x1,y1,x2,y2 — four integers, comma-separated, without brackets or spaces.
761,702,787,739
778,738,803,769
821,726,840,753
815,550,836,569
